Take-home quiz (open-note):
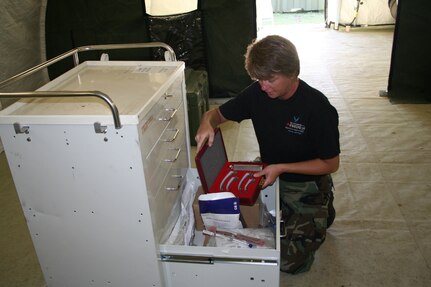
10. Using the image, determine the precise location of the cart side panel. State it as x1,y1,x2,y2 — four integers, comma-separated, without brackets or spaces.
0,123,164,287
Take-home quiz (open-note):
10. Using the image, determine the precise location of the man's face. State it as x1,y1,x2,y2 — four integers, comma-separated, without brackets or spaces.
258,74,297,100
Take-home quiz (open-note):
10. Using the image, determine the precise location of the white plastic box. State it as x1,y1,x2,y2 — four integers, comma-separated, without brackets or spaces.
0,60,280,287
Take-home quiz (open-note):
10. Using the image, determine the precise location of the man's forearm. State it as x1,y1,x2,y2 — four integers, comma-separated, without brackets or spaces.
279,156,340,175
202,108,226,128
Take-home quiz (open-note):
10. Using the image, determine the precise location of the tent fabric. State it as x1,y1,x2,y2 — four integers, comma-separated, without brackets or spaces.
0,0,48,153
326,0,395,28
45,0,151,79
146,0,257,98
272,0,324,12
43,0,256,98
0,0,48,105
145,0,198,16
388,0,398,19
147,10,207,70
387,0,431,103
44,0,256,98
200,0,256,98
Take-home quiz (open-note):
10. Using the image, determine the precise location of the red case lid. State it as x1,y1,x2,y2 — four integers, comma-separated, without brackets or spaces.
195,128,228,193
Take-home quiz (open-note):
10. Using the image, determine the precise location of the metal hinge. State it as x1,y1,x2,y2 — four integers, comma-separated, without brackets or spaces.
13,123,30,134
94,122,107,134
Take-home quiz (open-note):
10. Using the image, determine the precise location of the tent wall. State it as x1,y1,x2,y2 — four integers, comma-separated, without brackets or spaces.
0,0,255,152
0,0,48,107
387,0,431,103
0,0,48,153
44,0,256,98
3,0,430,105
326,0,395,29
272,0,324,12
147,10,207,70
200,0,256,98
45,0,151,79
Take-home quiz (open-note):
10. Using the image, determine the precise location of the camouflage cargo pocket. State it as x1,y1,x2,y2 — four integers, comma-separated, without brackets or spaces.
279,180,329,274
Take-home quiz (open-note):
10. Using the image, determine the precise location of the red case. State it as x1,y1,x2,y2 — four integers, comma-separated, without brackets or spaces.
195,128,265,206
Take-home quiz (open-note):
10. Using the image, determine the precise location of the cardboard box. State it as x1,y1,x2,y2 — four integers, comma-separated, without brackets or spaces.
195,128,265,205
193,186,262,231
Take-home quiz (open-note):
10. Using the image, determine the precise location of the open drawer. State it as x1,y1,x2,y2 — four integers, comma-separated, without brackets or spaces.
159,169,281,287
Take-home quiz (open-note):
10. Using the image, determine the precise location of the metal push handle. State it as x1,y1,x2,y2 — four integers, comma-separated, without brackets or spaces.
0,91,121,129
0,42,176,89
0,42,178,130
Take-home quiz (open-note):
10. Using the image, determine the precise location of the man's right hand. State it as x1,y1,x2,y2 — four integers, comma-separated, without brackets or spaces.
195,122,215,152
195,108,227,152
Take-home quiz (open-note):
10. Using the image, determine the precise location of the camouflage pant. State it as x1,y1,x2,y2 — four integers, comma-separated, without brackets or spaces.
279,175,334,274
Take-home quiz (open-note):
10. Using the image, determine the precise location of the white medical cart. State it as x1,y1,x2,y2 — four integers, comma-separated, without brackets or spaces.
0,43,280,287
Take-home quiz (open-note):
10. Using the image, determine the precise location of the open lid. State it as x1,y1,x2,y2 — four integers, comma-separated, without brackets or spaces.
195,128,228,193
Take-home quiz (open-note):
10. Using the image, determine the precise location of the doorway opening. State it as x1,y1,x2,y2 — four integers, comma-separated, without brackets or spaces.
257,0,326,37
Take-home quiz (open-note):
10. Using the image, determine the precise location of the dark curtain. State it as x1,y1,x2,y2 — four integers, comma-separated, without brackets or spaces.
147,10,206,70
45,0,151,79
200,0,256,98
45,0,256,98
387,0,431,103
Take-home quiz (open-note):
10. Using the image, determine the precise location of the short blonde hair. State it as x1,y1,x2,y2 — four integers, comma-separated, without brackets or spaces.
244,35,300,80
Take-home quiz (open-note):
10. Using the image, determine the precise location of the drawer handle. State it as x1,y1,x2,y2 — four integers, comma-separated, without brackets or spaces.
158,108,177,121
280,219,287,238
161,255,214,264
163,148,181,162
162,128,179,142
160,255,277,265
165,175,184,191
163,93,173,99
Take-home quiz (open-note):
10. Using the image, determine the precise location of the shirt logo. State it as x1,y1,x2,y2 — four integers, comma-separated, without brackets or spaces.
285,116,306,135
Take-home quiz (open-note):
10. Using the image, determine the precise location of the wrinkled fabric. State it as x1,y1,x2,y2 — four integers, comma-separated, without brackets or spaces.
147,10,206,70
0,0,48,96
0,0,48,153
279,175,334,274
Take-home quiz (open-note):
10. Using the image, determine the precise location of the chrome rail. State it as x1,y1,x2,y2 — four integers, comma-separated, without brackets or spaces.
0,42,176,89
0,42,177,130
0,91,121,129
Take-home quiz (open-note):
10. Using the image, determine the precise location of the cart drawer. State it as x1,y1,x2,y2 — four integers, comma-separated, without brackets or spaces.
149,140,188,243
143,101,184,188
140,94,183,158
159,170,280,287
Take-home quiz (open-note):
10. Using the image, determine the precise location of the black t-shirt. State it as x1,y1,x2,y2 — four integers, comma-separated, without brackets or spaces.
219,79,340,182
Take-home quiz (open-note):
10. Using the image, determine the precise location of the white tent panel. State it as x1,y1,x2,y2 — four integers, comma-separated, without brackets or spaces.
327,0,395,29
272,0,325,12
145,0,198,16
